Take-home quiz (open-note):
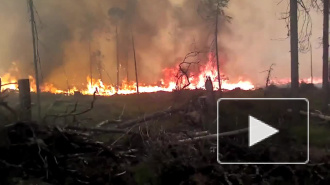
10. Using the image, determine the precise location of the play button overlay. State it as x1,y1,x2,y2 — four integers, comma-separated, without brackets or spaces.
249,115,279,147
217,98,309,165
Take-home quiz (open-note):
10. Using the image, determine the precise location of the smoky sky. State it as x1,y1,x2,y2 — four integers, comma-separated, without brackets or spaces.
0,0,324,89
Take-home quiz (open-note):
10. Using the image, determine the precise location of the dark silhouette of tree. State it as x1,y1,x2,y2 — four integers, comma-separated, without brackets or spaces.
290,0,299,97
310,0,329,110
197,0,231,95
322,0,329,110
108,7,125,93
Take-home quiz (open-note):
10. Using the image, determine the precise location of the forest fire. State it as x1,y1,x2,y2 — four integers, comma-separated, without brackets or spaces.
0,60,323,96
0,60,256,96
1,59,323,96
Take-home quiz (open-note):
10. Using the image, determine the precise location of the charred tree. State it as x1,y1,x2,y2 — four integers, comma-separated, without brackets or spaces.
175,51,202,90
290,0,299,97
215,7,222,95
205,76,216,110
197,0,230,95
261,64,275,97
322,0,329,110
28,0,41,121
108,7,125,93
289,0,300,124
132,34,139,94
265,64,275,88
94,50,104,81
89,40,93,87
18,79,31,121
310,43,313,84
116,26,120,93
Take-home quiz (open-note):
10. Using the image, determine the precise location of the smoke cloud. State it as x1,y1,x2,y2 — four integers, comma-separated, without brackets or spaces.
0,0,324,89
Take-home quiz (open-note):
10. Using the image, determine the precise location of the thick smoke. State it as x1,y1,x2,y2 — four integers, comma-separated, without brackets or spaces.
0,0,324,89
220,0,323,86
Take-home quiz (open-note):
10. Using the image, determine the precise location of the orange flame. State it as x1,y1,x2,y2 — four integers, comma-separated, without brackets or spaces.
0,58,323,96
0,73,18,90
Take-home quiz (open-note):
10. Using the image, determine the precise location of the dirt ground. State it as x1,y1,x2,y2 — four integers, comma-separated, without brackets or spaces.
1,86,330,184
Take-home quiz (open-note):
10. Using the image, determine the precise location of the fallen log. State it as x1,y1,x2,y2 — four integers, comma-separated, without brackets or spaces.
117,107,182,129
287,109,330,121
65,126,136,134
178,128,248,143
191,131,209,137
96,119,122,127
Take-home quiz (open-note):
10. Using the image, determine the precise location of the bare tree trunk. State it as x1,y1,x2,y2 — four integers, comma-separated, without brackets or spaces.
126,54,129,81
116,25,120,93
215,10,222,95
290,0,299,97
178,128,248,143
89,40,93,87
322,0,329,110
289,0,300,124
132,34,139,94
28,0,41,121
310,43,313,84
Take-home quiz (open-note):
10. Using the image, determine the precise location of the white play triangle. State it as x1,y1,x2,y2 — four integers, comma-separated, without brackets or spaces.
249,115,279,147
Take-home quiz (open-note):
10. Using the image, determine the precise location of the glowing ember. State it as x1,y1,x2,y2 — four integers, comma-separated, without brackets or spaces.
160,55,255,91
0,73,18,90
270,77,323,86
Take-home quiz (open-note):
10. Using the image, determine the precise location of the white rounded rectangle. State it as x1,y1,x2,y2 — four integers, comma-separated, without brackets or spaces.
217,98,309,165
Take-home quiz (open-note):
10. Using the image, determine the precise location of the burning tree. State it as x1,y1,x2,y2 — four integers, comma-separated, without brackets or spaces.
175,51,203,90
91,50,105,82
197,0,231,95
108,7,125,93
173,0,232,91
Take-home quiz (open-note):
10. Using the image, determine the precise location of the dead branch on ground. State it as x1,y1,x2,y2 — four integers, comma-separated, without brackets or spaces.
65,126,136,134
44,91,97,121
96,104,125,127
111,124,139,145
117,107,182,129
178,128,248,143
288,109,330,121
96,119,122,127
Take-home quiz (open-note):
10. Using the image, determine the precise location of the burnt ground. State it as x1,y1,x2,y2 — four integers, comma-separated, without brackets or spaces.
1,85,330,184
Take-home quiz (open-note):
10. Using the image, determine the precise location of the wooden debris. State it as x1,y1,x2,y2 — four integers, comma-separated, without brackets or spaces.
0,122,137,184
288,109,330,121
45,91,97,119
117,107,182,128
96,119,122,127
0,122,329,184
178,128,248,143
18,79,32,121
205,76,216,109
191,130,209,137
65,126,136,134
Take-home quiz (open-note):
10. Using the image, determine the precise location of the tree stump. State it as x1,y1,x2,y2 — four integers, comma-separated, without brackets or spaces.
18,79,31,121
205,76,216,110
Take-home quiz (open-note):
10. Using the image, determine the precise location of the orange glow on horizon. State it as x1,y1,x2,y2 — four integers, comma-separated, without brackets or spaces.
0,57,323,96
